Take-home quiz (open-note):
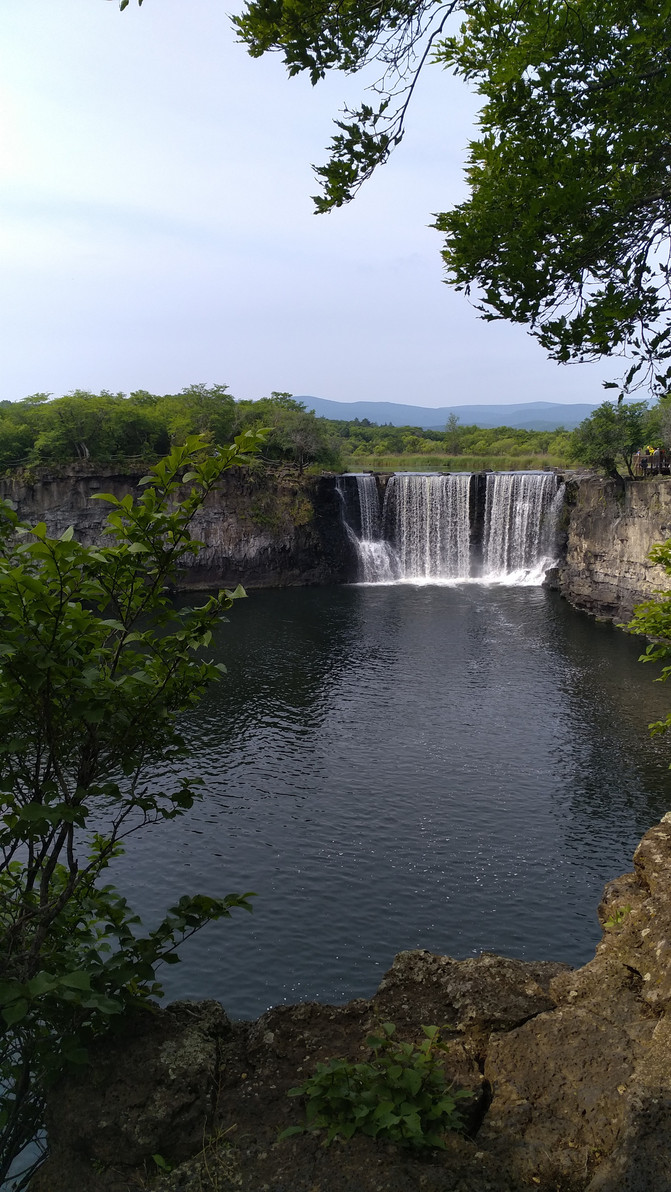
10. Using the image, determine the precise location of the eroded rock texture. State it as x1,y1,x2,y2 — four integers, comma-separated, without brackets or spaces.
30,817,671,1192
557,475,671,622
0,465,356,589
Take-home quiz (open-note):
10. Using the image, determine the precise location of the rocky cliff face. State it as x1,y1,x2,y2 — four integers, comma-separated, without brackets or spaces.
0,465,357,589
31,817,671,1192
4,465,671,621
556,475,671,621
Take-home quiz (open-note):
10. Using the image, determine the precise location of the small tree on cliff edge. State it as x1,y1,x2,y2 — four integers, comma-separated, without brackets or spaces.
569,401,648,480
0,431,265,1189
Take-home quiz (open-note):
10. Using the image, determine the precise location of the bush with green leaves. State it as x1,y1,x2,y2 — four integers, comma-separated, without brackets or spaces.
627,539,671,741
282,1022,472,1150
568,400,649,479
0,431,265,1190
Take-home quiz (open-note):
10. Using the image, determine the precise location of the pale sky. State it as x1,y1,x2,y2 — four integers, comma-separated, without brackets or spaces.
0,1,616,408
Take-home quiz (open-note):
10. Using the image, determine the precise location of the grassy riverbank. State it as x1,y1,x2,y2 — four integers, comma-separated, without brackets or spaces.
343,452,571,472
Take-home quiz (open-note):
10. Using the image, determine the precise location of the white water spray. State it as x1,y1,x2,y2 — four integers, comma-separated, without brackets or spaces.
482,472,559,584
337,471,562,586
336,475,398,582
382,474,471,581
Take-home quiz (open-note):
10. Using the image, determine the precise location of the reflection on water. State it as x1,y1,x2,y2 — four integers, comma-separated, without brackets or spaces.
111,585,671,1019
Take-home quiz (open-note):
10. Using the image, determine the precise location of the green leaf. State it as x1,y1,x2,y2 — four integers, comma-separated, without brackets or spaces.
278,1125,306,1139
2,998,29,1025
59,971,92,991
26,971,59,997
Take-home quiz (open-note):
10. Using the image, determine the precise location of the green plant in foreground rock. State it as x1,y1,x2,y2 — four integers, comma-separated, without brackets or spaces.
0,431,265,1190
281,1022,471,1149
604,905,632,930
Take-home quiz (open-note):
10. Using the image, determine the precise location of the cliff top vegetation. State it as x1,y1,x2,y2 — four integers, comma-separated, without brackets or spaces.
0,387,341,475
3,385,671,478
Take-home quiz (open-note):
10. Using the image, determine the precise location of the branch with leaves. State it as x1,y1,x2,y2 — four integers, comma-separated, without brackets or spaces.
0,432,265,1189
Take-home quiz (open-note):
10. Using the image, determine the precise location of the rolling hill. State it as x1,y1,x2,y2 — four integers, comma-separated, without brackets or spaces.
296,397,599,431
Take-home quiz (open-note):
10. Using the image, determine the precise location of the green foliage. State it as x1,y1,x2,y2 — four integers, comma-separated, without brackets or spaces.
0,432,265,1189
327,414,573,470
444,413,461,455
436,0,671,398
234,393,341,472
344,452,568,473
569,401,648,478
234,1,450,210
281,1022,471,1150
0,387,341,474
233,0,671,396
626,539,671,745
604,905,632,930
249,486,313,533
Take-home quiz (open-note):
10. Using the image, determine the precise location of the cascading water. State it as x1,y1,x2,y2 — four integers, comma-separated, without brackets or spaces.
482,472,559,582
337,470,562,585
382,474,471,581
336,475,397,582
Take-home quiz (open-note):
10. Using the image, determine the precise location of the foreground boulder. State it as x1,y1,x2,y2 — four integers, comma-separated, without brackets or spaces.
32,816,671,1192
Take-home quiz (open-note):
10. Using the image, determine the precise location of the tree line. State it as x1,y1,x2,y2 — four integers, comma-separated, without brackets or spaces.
0,387,340,474
324,415,573,463
2,387,671,479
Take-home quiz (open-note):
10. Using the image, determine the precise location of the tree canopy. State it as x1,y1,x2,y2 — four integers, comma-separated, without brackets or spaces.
0,387,341,473
436,0,671,399
569,400,649,479
226,0,671,398
233,0,456,211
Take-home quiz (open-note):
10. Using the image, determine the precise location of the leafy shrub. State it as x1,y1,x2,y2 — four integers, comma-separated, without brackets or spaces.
0,433,264,1188
281,1022,471,1149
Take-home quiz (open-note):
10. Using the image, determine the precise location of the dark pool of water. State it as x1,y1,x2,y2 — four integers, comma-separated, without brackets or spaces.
111,584,671,1019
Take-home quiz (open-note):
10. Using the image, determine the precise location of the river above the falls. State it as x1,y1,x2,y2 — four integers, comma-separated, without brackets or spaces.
112,583,671,1019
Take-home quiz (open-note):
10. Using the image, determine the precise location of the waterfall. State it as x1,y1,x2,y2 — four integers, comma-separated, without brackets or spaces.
336,475,398,582
482,472,559,582
336,470,562,585
382,474,471,581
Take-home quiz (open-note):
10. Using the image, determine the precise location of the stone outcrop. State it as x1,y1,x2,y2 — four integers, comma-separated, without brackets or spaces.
555,475,671,621
0,464,356,589
31,817,671,1192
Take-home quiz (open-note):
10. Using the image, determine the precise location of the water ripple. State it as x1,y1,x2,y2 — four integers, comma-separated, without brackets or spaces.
112,585,671,1018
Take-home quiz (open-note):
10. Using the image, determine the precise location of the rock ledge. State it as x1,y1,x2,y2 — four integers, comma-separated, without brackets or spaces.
32,817,671,1192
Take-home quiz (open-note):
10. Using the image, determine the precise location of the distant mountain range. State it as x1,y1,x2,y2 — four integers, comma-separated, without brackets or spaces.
296,397,599,432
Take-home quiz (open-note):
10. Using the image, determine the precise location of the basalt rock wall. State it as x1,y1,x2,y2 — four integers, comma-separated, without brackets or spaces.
556,474,671,621
0,465,357,589
5,466,671,617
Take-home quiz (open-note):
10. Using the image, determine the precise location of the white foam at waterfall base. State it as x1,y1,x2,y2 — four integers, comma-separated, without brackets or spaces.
382,473,471,582
481,472,559,585
336,475,399,582
356,539,398,583
337,471,563,587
